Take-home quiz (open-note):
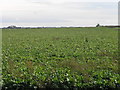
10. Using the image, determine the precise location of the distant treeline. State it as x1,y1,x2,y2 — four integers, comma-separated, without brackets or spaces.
101,25,120,28
2,25,120,29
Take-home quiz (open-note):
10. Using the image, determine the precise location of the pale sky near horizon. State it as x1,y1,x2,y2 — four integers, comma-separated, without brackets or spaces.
0,0,119,27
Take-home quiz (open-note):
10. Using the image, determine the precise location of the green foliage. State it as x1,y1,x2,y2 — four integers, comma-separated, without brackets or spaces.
2,27,120,89
96,24,100,27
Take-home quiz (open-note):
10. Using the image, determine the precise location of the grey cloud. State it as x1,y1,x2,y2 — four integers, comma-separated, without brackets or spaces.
62,2,117,10
2,16,70,23
2,1,117,27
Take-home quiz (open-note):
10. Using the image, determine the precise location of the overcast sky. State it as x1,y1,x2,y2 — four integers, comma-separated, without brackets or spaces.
0,0,119,27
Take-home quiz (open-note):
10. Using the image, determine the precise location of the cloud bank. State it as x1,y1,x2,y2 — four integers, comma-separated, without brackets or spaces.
0,0,118,27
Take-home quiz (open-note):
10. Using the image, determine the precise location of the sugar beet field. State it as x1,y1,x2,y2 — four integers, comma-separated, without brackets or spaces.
2,27,120,89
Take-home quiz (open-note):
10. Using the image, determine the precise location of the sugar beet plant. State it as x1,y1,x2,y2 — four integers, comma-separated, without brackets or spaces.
2,27,120,89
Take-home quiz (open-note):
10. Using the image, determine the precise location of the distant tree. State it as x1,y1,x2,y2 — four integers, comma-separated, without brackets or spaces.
96,24,100,27
7,25,17,29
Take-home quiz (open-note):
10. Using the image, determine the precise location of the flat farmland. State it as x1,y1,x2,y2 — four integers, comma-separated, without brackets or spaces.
2,27,120,89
